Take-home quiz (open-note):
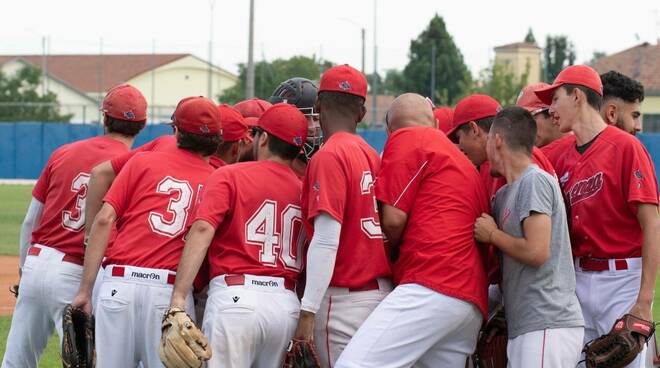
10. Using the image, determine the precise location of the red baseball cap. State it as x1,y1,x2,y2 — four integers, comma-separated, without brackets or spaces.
234,98,272,128
448,94,501,137
218,104,249,142
433,107,454,134
257,103,308,148
172,97,222,137
319,64,367,99
102,84,147,122
517,83,550,113
534,65,603,105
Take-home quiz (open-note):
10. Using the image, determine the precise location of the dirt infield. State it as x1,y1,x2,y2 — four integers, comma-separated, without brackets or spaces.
0,256,18,315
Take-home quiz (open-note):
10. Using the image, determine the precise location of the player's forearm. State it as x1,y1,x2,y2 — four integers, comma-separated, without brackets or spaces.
380,203,407,248
84,162,116,240
637,205,660,305
19,197,44,268
171,221,214,307
78,213,113,294
490,230,548,267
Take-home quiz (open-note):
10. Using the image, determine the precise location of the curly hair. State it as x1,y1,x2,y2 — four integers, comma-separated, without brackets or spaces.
600,70,645,103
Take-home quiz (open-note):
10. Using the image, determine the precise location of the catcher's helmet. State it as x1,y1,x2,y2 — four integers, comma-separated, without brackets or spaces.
270,77,321,162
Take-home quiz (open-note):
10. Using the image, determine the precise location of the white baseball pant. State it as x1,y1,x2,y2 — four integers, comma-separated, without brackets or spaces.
575,257,652,368
95,264,194,368
1,245,84,368
335,283,482,368
313,278,392,368
202,274,300,368
507,327,584,368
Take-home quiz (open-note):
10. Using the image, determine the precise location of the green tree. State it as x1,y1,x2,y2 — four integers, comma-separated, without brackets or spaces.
399,14,471,105
543,35,576,83
220,55,333,104
588,51,607,66
0,65,72,122
474,62,529,105
524,28,537,44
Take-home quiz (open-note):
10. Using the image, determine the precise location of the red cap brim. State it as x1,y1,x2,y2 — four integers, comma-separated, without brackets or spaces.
534,84,561,105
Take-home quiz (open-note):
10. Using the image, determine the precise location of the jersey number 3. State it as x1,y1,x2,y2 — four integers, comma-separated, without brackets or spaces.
62,172,91,232
245,200,306,272
149,176,194,237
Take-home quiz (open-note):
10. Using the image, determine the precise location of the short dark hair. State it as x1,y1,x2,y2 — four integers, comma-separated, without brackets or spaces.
600,70,645,103
317,91,364,120
491,106,536,155
254,129,300,160
104,116,146,136
216,140,239,156
457,115,495,135
561,84,602,111
176,130,220,156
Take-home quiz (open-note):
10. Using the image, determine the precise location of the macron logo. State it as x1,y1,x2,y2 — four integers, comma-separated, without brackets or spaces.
567,172,603,206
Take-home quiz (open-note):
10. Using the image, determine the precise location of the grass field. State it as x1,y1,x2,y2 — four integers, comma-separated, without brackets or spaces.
0,184,659,366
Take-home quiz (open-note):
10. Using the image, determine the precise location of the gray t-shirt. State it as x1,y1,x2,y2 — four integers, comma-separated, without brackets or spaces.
493,164,583,338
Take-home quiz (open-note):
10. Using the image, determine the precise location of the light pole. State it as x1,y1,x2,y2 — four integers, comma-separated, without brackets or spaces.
246,0,256,99
371,0,378,126
339,18,366,73
208,0,216,100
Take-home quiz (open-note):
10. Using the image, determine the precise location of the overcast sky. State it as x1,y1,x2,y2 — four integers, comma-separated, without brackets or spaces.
3,0,659,77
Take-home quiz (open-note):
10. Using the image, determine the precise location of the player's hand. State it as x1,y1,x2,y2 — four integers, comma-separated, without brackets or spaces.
293,310,316,340
170,294,187,310
71,292,93,315
628,301,653,323
474,213,498,243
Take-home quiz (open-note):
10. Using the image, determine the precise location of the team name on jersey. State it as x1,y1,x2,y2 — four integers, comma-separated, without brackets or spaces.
130,271,161,280
567,172,603,206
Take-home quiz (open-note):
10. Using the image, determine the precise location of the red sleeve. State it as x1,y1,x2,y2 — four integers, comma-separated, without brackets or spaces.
194,169,234,229
532,147,556,177
110,138,159,174
304,150,347,223
103,157,136,217
375,134,426,213
32,159,53,203
622,140,659,209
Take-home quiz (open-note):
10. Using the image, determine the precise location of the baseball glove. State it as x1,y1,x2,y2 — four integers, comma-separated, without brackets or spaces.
9,284,18,298
282,338,321,368
159,307,211,368
473,305,507,368
61,304,95,368
583,313,655,368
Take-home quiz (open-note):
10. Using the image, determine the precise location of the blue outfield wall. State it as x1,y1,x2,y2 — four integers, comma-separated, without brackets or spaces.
3,122,660,180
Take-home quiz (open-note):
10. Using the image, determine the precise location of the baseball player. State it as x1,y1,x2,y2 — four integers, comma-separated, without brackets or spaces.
516,83,569,147
269,77,322,177
336,93,489,367
474,106,584,367
211,104,250,167
1,84,147,368
70,96,221,368
168,103,308,368
233,97,272,162
292,64,392,368
535,64,660,367
433,106,454,134
600,70,645,136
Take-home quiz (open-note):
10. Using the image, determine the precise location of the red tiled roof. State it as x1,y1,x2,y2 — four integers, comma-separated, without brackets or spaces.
494,42,541,50
592,42,660,94
0,54,188,93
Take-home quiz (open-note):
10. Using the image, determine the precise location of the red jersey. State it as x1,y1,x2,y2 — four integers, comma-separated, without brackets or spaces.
481,147,556,201
302,132,391,289
110,135,176,173
544,126,658,258
31,136,128,258
194,161,305,285
209,156,226,169
103,149,213,270
376,127,489,317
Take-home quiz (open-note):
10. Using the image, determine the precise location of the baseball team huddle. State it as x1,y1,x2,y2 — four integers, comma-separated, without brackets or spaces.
1,61,658,368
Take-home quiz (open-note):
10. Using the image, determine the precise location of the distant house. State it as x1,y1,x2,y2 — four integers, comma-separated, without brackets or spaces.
494,42,543,84
592,42,660,132
0,54,238,123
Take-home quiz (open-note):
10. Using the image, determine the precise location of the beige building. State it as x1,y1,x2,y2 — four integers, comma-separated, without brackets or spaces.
592,42,660,132
493,42,543,85
0,54,238,123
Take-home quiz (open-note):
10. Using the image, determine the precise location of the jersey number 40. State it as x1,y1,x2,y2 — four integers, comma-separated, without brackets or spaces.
245,200,306,272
